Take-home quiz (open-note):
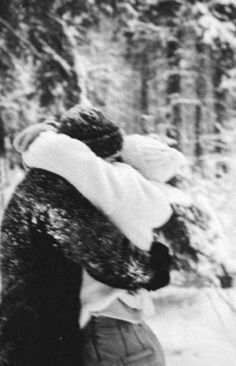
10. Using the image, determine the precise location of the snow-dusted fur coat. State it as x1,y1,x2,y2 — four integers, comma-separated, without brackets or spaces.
0,167,170,366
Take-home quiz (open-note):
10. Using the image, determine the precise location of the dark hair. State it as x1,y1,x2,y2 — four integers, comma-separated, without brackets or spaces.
57,105,123,158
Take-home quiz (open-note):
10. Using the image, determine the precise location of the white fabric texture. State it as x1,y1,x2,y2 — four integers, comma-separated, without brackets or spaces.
22,131,175,326
122,134,187,183
23,131,172,251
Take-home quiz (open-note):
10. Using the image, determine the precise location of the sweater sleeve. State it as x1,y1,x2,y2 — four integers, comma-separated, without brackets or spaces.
23,131,126,215
23,131,172,227
122,134,187,183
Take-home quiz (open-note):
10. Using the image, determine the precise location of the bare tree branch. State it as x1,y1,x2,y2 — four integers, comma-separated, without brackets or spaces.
0,17,41,58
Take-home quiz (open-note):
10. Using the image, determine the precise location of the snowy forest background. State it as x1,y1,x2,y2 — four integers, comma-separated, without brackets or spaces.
1,1,236,365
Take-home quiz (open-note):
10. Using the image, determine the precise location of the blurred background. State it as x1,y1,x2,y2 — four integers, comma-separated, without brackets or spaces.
0,1,236,365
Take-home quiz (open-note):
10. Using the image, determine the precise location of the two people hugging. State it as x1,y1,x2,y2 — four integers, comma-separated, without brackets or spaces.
0,105,185,366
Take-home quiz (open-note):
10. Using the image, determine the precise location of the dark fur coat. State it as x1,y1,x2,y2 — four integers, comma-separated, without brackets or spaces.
0,168,170,366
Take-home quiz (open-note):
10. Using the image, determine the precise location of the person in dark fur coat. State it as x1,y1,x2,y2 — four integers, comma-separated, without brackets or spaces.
0,106,171,366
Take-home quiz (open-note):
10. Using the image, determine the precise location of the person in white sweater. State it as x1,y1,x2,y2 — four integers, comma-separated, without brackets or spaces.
15,115,185,366
16,127,187,309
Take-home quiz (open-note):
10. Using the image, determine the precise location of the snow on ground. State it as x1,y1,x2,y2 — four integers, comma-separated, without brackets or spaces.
146,287,236,366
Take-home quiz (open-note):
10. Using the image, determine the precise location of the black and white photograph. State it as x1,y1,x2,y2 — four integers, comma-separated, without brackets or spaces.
0,1,236,365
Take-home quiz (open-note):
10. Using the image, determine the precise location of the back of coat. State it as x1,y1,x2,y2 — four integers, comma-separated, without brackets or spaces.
0,168,92,366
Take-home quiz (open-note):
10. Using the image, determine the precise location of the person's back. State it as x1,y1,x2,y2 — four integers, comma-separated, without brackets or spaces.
0,169,90,366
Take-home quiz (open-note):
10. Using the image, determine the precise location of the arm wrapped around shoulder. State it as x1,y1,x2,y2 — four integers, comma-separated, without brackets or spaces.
145,242,172,291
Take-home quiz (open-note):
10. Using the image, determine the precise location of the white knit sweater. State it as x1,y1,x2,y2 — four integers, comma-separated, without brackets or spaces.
23,131,173,250
23,131,174,326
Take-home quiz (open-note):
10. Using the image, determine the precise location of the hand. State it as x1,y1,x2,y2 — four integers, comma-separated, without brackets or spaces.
146,242,172,291
14,121,58,153
218,264,234,288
